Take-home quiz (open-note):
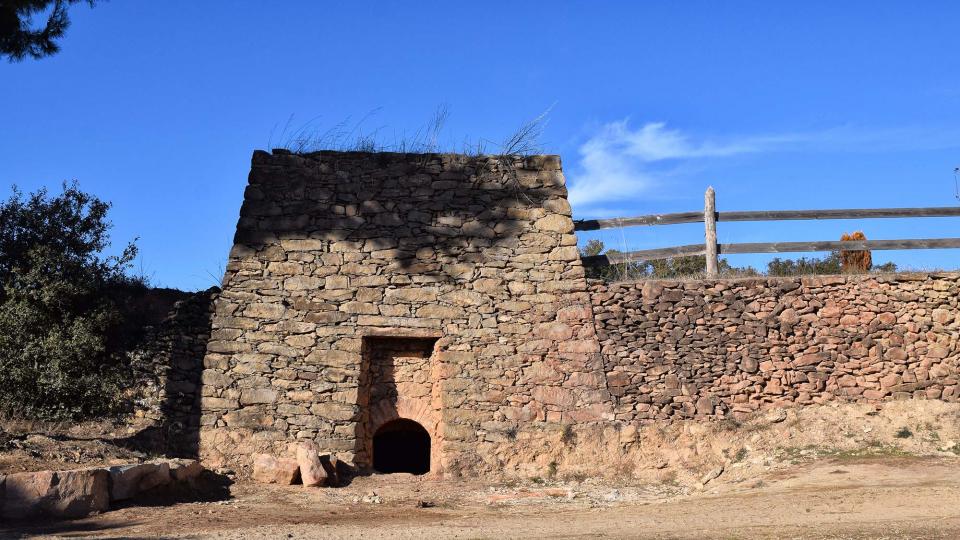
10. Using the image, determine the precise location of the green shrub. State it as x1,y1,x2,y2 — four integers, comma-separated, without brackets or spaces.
580,240,758,280
0,182,144,420
767,252,842,276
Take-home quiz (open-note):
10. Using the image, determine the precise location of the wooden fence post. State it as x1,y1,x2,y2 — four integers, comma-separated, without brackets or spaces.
705,186,719,277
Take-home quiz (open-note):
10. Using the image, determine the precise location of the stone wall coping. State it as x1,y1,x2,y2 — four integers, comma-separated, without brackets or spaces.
258,148,563,169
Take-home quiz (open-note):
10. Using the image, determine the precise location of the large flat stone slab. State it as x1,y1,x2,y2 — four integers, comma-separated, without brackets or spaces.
3,470,57,519
3,468,109,520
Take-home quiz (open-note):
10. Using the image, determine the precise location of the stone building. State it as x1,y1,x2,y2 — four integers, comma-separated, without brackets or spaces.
197,149,960,478
199,150,611,476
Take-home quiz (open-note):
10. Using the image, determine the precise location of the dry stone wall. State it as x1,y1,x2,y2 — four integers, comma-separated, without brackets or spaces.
130,288,217,456
200,150,610,476
591,273,960,420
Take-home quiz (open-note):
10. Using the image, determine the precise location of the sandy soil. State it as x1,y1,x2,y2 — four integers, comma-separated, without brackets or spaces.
5,455,960,539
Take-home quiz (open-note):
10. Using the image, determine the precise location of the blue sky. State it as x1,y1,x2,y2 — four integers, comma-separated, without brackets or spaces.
2,1,959,290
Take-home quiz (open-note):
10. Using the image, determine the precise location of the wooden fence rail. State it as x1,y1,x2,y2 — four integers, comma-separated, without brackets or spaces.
575,188,960,275
574,206,960,231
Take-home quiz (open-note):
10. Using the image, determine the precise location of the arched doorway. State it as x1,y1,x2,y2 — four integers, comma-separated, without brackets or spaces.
373,419,430,474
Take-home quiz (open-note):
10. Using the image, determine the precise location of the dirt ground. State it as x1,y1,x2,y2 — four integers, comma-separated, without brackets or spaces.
5,402,960,539
4,455,960,539
0,417,154,475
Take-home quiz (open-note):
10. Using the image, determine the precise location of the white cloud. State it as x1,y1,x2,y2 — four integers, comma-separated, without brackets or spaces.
567,121,775,213
567,120,960,216
586,121,761,161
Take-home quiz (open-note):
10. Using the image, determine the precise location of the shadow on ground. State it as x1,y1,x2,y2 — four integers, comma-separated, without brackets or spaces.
0,470,233,539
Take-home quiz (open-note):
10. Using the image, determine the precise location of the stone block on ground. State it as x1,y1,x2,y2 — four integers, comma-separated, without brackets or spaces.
252,453,300,485
3,469,109,520
138,461,172,492
169,459,204,482
296,441,328,487
1,470,55,519
49,468,110,518
108,463,158,501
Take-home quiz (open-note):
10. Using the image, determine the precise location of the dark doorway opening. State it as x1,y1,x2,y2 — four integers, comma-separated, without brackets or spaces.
373,419,430,475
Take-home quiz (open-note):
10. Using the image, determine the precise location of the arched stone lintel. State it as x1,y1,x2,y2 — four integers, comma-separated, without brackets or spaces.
370,396,438,436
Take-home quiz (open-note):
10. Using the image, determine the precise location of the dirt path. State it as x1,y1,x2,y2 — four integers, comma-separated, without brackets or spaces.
6,456,960,539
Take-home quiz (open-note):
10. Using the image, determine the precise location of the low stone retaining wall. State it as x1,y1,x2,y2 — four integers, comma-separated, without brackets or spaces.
0,459,202,520
590,273,960,420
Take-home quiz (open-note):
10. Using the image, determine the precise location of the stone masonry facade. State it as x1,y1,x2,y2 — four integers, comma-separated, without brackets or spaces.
199,150,609,476
196,149,960,477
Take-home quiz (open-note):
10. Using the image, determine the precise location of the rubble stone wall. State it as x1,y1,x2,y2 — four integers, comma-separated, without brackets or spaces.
130,289,217,456
199,150,610,476
590,274,960,420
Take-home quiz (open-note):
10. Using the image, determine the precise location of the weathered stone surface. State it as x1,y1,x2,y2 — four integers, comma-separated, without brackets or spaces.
534,214,573,233
385,288,439,303
932,308,954,324
240,388,279,405
590,273,960,420
533,386,576,408
695,396,715,415
244,303,285,320
252,454,300,485
138,462,172,492
168,459,204,482
3,469,109,520
108,463,157,501
2,470,56,519
48,469,110,519
296,442,328,487
198,151,607,476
